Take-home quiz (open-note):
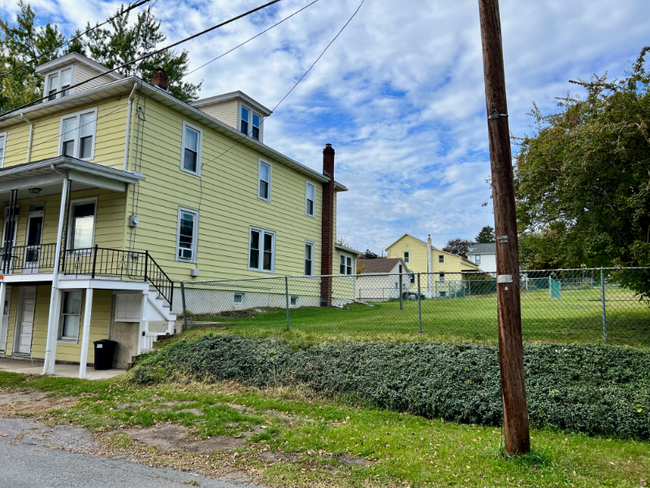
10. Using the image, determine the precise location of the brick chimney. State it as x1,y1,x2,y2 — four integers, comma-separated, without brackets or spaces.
320,144,335,306
152,69,168,90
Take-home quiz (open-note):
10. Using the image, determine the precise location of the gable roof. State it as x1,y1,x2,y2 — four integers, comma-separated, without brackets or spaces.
385,233,428,251
0,77,347,190
468,243,496,254
358,258,408,274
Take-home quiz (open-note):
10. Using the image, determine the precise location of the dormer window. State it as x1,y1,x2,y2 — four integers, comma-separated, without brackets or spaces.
46,67,74,101
240,106,261,140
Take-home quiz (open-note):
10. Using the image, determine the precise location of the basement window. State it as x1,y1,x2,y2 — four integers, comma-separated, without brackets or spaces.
233,292,245,306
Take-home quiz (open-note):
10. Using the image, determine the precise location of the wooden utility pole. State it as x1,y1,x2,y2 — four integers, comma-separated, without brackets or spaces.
477,0,530,454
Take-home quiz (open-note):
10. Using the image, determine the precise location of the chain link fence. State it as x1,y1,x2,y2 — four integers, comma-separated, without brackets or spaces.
180,267,650,348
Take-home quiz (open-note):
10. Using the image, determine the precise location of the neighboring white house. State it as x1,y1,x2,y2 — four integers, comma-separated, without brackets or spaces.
467,243,497,273
356,258,411,301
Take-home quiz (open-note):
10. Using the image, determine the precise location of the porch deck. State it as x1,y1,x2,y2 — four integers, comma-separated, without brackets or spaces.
0,356,125,380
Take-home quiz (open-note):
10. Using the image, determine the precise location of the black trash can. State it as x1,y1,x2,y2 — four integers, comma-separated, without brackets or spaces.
94,339,117,370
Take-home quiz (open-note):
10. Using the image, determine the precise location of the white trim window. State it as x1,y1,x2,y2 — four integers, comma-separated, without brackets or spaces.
233,292,245,306
475,254,481,265
439,272,445,283
59,108,97,160
249,227,275,273
258,160,272,201
0,132,6,168
176,207,199,263
46,66,74,101
290,296,299,307
59,290,82,342
304,240,315,276
410,273,415,284
404,251,409,263
339,253,354,276
240,106,262,140
438,254,445,263
68,198,97,250
181,121,202,176
305,182,316,217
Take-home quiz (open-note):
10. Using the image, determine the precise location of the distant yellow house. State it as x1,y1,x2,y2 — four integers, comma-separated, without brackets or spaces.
385,233,479,297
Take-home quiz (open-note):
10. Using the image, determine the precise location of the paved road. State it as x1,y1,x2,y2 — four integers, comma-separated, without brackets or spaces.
0,417,263,488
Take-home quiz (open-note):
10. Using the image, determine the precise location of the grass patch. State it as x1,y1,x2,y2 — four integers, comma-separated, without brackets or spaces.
0,371,648,487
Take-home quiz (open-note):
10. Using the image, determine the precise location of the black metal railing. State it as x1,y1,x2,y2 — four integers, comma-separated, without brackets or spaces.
1,243,174,307
1,243,57,274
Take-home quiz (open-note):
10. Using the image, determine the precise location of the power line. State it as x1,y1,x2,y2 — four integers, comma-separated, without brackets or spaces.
196,0,366,195
0,0,151,80
186,0,321,77
0,0,281,118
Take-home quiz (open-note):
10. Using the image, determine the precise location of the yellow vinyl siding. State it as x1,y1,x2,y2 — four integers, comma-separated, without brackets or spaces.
386,235,428,274
193,99,238,129
5,286,111,362
1,189,127,253
126,99,324,282
1,123,30,167
1,98,127,169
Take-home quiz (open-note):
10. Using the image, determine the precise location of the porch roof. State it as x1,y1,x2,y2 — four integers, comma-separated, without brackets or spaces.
0,156,144,201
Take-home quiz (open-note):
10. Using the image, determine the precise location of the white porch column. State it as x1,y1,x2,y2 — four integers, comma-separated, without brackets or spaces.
43,178,68,375
78,288,93,379
0,282,6,351
137,292,148,355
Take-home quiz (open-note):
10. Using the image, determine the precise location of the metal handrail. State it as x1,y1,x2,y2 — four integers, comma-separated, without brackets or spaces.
1,243,174,308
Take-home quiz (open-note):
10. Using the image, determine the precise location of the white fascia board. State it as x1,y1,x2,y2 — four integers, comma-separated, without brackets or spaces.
191,90,272,116
35,53,123,81
335,244,365,256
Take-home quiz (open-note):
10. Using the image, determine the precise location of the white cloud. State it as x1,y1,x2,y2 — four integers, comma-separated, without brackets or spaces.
3,0,649,254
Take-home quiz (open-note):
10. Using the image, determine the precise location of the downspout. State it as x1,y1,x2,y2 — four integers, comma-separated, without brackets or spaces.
123,82,140,171
20,112,34,164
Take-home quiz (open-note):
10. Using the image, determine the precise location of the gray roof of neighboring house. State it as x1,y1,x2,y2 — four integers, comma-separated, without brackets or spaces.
468,243,496,254
358,258,408,274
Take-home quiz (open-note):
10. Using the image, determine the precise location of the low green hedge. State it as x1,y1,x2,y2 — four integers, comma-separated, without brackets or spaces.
132,335,650,439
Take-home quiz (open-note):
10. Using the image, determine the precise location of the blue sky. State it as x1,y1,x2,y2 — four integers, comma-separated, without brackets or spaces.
2,0,650,253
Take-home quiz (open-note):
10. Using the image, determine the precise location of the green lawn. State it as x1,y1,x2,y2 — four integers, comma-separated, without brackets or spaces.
1,371,648,487
181,286,650,348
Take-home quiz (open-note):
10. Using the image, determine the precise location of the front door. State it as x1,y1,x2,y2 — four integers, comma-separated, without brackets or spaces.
14,286,36,355
0,287,11,352
23,207,44,273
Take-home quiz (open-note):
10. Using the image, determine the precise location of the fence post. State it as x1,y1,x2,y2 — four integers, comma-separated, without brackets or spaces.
417,273,422,333
181,281,188,331
600,268,607,344
399,266,404,310
548,275,551,298
285,276,290,331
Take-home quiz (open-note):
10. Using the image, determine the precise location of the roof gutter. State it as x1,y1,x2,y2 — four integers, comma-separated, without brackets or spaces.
20,112,34,164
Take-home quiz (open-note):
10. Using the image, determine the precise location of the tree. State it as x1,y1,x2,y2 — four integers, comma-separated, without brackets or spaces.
0,1,68,112
515,47,650,272
475,225,495,243
0,1,201,112
442,238,475,258
515,47,650,298
84,4,201,102
364,249,379,259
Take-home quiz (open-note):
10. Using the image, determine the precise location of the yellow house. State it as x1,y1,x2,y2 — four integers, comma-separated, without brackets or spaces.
385,233,479,297
0,53,359,376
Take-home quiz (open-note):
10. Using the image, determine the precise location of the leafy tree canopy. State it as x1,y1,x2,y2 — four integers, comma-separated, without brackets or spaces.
84,4,201,102
475,225,495,244
515,47,650,271
0,1,200,112
442,238,475,258
364,249,379,259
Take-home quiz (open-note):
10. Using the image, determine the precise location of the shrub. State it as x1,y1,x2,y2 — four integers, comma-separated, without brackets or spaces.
132,335,650,439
